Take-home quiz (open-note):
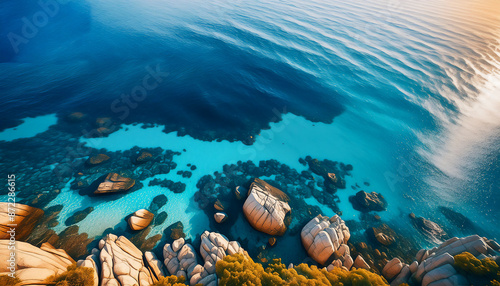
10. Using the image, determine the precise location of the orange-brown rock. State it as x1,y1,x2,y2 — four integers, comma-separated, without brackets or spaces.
327,173,338,184
0,203,44,240
234,186,244,200
135,151,153,164
268,237,277,247
67,112,85,122
95,173,135,194
214,199,225,211
214,212,227,223
96,117,112,127
128,209,154,231
86,154,110,166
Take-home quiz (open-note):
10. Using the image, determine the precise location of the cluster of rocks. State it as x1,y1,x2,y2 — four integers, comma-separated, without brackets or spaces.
62,231,247,286
382,235,500,286
149,178,186,193
194,158,352,216
301,214,372,272
164,231,245,286
72,147,181,199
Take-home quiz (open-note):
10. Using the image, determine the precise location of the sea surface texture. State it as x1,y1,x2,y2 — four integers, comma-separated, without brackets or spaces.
0,0,499,264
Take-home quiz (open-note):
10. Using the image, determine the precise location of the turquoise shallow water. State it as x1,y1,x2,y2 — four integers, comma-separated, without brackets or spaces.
0,0,499,262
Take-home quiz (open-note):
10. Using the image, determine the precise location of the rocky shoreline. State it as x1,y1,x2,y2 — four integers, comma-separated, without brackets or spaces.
0,114,498,285
1,178,500,285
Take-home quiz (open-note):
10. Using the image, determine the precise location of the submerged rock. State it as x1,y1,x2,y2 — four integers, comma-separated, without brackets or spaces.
135,151,153,164
438,206,477,233
86,154,110,166
0,202,44,240
67,112,85,122
128,209,154,231
349,191,387,212
149,194,168,213
65,206,94,226
243,178,291,236
368,224,396,246
165,221,186,241
54,225,93,259
149,178,186,193
409,213,448,243
301,214,350,265
94,173,135,194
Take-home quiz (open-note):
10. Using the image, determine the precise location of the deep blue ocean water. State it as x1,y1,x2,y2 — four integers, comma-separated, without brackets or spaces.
1,0,499,258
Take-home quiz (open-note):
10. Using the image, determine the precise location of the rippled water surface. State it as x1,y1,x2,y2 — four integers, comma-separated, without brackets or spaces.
1,0,499,252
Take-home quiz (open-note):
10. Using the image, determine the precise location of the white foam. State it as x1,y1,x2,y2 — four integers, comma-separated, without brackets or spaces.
0,114,58,141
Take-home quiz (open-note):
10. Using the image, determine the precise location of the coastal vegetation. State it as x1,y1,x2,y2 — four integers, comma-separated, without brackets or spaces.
47,264,95,286
152,275,187,286
0,275,20,286
454,251,500,285
216,253,388,286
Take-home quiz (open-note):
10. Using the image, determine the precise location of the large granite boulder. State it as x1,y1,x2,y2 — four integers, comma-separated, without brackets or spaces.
382,258,404,280
94,173,135,194
0,203,44,240
242,178,291,236
65,206,94,225
353,255,370,270
301,214,350,265
349,191,387,212
99,234,154,286
128,209,154,231
0,240,74,285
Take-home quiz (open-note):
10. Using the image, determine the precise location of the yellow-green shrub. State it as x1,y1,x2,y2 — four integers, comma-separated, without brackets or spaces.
454,252,500,285
151,275,187,286
0,275,20,286
47,264,95,286
216,253,388,286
